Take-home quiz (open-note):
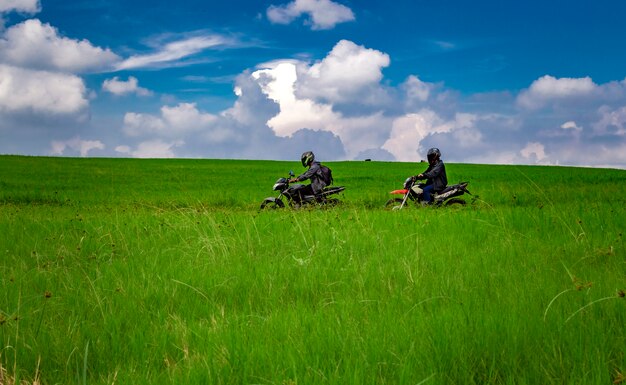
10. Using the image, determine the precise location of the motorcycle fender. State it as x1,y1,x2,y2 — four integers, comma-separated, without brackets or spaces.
390,189,409,195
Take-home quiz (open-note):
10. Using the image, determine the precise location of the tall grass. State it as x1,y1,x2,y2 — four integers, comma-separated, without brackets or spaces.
0,155,624,384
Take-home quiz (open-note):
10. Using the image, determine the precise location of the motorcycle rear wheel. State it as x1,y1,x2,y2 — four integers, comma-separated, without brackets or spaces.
445,198,466,206
260,198,285,210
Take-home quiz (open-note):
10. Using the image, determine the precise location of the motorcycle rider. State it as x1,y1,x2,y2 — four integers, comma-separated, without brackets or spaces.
412,147,448,204
289,151,327,197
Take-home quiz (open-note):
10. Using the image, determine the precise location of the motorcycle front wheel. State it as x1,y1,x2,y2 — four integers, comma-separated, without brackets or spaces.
260,198,285,210
385,198,406,209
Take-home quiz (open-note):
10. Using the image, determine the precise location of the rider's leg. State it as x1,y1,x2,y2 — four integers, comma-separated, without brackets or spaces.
422,185,435,203
297,184,314,201
410,185,423,197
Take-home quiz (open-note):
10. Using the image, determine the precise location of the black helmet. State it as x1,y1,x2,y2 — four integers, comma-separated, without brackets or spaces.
427,148,441,164
301,151,315,167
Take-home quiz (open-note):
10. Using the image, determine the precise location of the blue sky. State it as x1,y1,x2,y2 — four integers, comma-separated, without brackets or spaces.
1,0,626,168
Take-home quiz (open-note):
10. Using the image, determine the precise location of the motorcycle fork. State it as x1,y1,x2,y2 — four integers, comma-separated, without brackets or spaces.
277,192,288,205
399,191,411,209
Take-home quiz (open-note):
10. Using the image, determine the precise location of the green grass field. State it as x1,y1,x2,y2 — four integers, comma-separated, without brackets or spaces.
1,155,625,384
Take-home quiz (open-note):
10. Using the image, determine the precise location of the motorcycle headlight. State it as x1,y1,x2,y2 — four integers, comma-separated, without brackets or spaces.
273,178,288,191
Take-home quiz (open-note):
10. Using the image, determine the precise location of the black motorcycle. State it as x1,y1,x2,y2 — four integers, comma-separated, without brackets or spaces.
260,171,346,209
385,177,470,210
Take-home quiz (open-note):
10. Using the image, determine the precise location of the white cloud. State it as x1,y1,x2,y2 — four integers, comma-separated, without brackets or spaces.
104,43,626,168
382,111,443,162
114,140,184,158
517,75,597,109
593,106,626,136
453,126,483,147
590,143,626,168
542,141,626,169
123,102,217,139
267,97,339,137
242,40,398,158
0,0,40,13
123,112,166,137
115,35,228,70
161,103,217,129
130,140,182,158
1,14,618,170
252,61,341,137
0,19,120,72
403,75,432,103
219,72,281,127
267,0,355,30
0,64,88,114
115,145,131,154
381,111,476,161
296,40,390,104
253,61,298,105
520,142,547,163
251,56,390,159
102,76,152,96
463,150,520,166
50,137,104,157
561,121,583,132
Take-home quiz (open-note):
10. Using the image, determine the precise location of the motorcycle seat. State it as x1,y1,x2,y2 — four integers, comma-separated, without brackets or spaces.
438,182,468,195
439,185,457,194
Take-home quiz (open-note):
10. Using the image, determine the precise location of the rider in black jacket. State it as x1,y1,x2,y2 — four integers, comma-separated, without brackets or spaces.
413,148,448,204
289,151,327,196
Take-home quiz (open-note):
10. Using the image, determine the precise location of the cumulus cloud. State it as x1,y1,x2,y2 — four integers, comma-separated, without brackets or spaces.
126,140,182,158
113,70,352,160
250,48,392,159
50,137,104,157
402,75,433,103
0,0,40,13
0,19,120,73
115,140,185,158
382,111,444,162
253,62,340,137
517,75,597,109
232,42,620,167
123,103,217,138
123,112,166,137
0,64,88,114
0,17,104,155
114,145,131,154
102,44,625,168
382,111,477,161
267,0,355,30
520,142,547,163
102,76,152,96
103,59,626,167
593,105,626,136
296,39,390,104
